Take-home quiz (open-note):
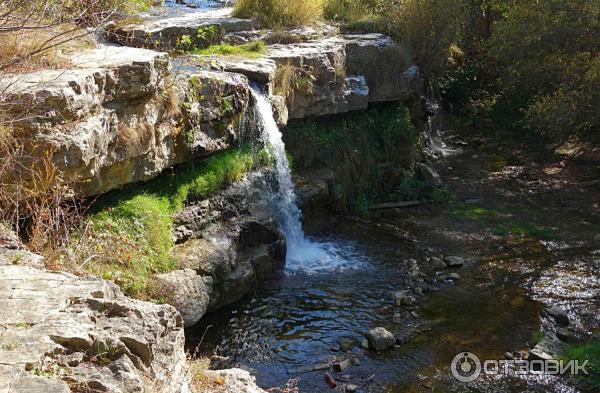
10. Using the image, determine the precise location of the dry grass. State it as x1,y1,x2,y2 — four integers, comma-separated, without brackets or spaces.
0,134,84,255
273,62,316,102
117,121,154,156
233,0,323,28
0,26,97,73
189,357,225,393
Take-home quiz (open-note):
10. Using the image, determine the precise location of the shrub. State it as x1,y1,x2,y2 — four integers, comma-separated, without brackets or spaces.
233,0,323,28
323,0,385,23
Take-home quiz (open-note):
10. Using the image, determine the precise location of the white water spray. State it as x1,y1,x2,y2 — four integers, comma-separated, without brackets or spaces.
250,86,367,273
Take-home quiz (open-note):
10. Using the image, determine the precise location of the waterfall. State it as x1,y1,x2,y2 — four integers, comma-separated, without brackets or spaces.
251,85,305,247
250,85,366,273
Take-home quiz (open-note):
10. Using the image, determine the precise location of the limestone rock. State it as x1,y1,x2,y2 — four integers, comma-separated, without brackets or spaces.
0,224,45,269
444,256,465,267
345,34,420,102
172,171,286,311
0,265,189,393
1,46,251,197
546,306,570,326
366,327,396,351
109,7,256,50
155,269,211,327
203,368,267,393
530,333,565,361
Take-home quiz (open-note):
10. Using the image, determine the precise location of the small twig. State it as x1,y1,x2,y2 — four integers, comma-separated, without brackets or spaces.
79,254,98,268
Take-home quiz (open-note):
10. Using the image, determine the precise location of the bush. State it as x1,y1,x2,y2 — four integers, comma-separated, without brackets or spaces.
233,0,323,28
487,0,600,141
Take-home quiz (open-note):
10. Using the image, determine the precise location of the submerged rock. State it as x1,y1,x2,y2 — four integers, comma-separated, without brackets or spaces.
337,336,359,352
366,327,396,351
444,256,465,267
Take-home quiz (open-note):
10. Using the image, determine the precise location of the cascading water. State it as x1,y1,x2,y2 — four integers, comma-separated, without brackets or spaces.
250,85,366,273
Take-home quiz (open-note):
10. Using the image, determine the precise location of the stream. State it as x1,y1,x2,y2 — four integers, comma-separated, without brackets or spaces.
187,94,600,392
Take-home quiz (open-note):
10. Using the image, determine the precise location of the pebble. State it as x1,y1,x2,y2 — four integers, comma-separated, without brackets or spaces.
346,384,358,392
333,358,352,372
445,272,461,281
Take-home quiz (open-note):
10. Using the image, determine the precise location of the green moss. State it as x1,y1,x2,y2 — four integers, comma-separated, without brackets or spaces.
492,224,557,240
450,205,498,221
190,41,266,58
284,103,419,212
78,148,263,299
563,339,600,390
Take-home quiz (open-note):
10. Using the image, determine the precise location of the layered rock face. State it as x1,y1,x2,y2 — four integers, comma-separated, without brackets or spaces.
164,170,286,326
2,5,418,197
0,238,189,393
1,46,251,196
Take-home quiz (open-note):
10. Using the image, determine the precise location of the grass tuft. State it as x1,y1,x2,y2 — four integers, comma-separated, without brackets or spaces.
233,0,323,28
190,41,267,58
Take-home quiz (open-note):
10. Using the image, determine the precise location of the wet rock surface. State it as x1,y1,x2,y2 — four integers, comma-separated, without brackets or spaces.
170,170,286,317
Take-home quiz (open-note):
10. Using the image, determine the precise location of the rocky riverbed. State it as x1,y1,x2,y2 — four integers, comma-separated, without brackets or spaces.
188,129,599,392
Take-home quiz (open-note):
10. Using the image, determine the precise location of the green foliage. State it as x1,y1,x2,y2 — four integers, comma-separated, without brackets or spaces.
191,41,266,58
284,103,419,212
233,0,323,28
563,339,600,390
77,149,262,298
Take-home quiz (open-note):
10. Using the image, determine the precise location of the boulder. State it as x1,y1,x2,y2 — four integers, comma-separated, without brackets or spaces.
444,256,465,267
428,256,446,272
155,269,211,327
366,327,396,351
